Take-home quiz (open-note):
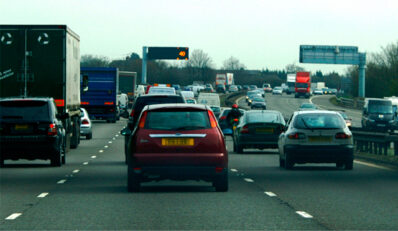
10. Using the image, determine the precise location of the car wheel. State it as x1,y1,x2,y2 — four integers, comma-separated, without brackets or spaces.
237,144,244,154
284,152,294,169
279,157,285,168
51,149,62,167
345,159,354,170
336,161,344,169
61,142,66,164
86,133,92,140
214,171,228,192
127,165,141,192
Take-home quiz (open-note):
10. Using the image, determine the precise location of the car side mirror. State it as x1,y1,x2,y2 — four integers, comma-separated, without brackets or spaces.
120,127,132,136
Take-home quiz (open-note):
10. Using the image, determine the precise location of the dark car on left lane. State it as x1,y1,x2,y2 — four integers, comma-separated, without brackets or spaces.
0,98,66,166
123,103,228,192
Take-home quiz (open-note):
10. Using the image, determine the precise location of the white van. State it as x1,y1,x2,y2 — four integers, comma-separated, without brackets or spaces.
136,85,146,98
118,93,129,109
193,85,205,97
197,93,220,107
180,91,195,100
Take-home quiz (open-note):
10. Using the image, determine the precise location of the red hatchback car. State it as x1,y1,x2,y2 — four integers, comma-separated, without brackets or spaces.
123,104,228,192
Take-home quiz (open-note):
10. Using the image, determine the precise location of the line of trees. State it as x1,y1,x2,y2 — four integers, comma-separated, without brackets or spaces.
81,40,398,98
347,41,398,98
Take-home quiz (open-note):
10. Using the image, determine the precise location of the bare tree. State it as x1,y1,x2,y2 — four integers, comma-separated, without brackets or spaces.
185,49,214,83
81,54,110,67
222,56,246,70
285,63,305,73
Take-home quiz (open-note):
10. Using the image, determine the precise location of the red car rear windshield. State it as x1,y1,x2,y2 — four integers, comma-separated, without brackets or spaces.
145,111,211,131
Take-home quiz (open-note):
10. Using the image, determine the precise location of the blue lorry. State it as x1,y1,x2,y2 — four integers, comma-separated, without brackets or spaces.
80,67,119,123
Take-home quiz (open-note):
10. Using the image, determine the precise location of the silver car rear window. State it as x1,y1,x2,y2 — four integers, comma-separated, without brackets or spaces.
294,114,345,129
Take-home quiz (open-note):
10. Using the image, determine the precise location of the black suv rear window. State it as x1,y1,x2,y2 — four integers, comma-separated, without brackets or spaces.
145,111,210,130
0,100,50,121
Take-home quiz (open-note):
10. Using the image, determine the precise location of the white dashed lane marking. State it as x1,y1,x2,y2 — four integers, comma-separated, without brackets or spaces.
91,155,97,159
230,169,238,172
83,162,89,165
57,179,67,184
5,213,22,220
264,192,277,197
296,211,313,219
99,150,104,153
37,192,49,198
108,141,112,144
104,145,109,148
244,178,254,183
73,169,80,174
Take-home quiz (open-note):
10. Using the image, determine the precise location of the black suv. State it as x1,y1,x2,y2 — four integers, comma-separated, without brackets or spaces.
0,98,66,166
123,94,185,162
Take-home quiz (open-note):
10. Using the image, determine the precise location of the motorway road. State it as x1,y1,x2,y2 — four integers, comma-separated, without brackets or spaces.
1,96,398,230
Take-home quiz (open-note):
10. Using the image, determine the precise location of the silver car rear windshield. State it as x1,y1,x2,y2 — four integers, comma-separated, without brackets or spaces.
294,114,345,129
145,111,211,131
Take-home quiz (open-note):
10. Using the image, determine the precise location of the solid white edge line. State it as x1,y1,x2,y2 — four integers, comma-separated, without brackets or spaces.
244,178,254,183
91,155,97,159
296,211,313,219
57,179,67,184
37,192,49,198
83,162,89,165
5,213,22,220
264,192,277,197
354,160,393,171
72,169,80,173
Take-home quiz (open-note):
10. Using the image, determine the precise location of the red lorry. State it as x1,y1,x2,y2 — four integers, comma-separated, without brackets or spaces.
295,72,311,98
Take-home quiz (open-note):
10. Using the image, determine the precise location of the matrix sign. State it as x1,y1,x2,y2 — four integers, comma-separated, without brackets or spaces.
147,47,189,60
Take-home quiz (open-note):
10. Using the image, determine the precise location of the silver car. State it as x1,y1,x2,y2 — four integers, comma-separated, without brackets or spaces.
80,108,92,139
278,111,353,170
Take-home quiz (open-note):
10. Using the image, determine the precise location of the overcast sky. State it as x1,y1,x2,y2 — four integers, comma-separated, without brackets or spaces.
1,0,397,74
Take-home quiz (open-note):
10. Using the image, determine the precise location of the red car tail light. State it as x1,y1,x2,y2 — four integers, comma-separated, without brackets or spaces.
130,109,135,117
288,132,306,139
215,167,223,173
219,116,227,120
138,111,148,128
240,125,249,134
207,110,217,128
47,123,57,136
82,119,89,125
335,132,351,139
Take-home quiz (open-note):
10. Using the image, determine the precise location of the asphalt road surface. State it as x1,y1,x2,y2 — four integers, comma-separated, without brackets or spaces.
2,97,398,230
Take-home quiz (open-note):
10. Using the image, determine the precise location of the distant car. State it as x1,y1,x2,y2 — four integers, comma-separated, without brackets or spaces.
210,106,221,118
123,104,228,192
262,83,272,93
124,94,186,162
218,108,246,136
216,84,226,93
361,98,395,132
337,111,352,129
135,85,146,97
203,84,214,93
249,85,258,90
246,90,262,103
0,98,66,166
329,88,337,95
278,111,354,170
147,86,176,95
299,103,318,111
233,110,286,153
80,108,92,140
172,84,181,91
243,85,250,91
185,98,197,104
322,88,332,95
250,97,266,110
312,88,324,95
272,87,283,95
228,85,239,92
236,85,242,91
